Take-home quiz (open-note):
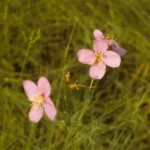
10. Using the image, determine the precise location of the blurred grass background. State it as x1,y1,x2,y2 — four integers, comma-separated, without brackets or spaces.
0,0,150,149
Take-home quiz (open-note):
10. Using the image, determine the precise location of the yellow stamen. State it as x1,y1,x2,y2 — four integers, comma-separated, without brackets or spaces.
29,93,45,110
94,52,103,63
106,34,115,40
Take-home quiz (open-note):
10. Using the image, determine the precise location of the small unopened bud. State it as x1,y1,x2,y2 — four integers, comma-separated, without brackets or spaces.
65,72,71,83
69,83,79,90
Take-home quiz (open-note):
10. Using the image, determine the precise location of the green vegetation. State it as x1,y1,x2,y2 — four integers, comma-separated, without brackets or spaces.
0,0,150,149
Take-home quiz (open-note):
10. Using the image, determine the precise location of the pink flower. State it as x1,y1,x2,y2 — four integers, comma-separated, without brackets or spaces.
77,39,121,79
23,77,57,123
93,29,126,56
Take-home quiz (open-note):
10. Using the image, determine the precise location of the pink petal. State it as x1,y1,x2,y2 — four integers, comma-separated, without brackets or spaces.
102,51,121,68
37,77,51,98
43,98,57,120
89,63,106,79
111,41,120,49
77,49,95,65
93,39,108,53
108,39,114,45
109,40,126,56
112,47,126,56
29,106,43,123
23,80,38,101
93,29,104,40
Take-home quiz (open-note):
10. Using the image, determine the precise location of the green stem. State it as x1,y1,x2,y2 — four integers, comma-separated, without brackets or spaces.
19,43,31,80
89,79,94,89
19,29,40,83
78,84,94,88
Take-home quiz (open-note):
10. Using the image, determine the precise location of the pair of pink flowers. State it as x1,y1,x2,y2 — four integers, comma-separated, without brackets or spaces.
23,77,56,123
77,29,126,79
23,29,126,123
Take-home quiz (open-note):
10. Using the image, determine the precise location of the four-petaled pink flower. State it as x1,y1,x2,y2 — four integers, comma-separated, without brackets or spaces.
77,36,121,79
23,77,57,123
93,29,126,56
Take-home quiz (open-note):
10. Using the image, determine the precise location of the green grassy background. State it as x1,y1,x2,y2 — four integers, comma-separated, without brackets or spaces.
0,0,150,149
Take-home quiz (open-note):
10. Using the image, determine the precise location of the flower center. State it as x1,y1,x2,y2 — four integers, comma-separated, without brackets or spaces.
94,52,103,63
30,93,45,110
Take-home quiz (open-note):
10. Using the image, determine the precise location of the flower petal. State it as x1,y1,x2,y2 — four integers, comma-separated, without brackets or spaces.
29,106,43,123
93,29,104,40
109,40,126,56
23,80,38,101
93,39,108,53
102,51,121,67
112,47,127,56
43,98,57,120
77,49,95,65
89,63,106,79
37,77,51,98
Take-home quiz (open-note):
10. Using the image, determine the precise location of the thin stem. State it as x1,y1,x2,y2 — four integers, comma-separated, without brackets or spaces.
19,29,40,82
89,79,94,89
19,43,31,80
77,84,95,88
